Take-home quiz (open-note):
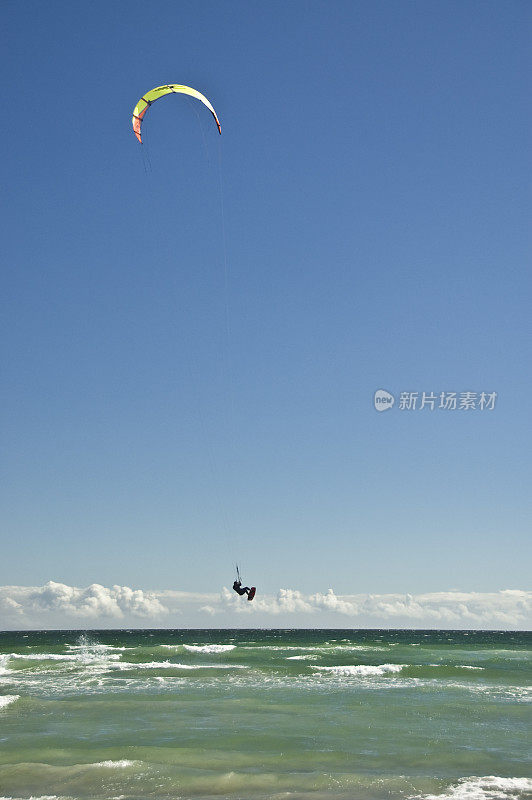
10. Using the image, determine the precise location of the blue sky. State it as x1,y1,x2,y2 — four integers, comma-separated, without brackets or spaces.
1,0,530,606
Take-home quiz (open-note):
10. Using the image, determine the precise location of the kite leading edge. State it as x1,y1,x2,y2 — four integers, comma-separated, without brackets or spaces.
132,84,222,143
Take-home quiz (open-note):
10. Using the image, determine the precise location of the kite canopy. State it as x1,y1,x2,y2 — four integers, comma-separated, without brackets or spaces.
132,84,221,143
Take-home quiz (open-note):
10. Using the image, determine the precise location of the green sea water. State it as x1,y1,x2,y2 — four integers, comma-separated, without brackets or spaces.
0,629,530,800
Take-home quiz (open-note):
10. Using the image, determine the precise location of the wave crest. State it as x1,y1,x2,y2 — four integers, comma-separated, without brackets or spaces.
183,644,236,654
411,775,532,799
314,663,404,676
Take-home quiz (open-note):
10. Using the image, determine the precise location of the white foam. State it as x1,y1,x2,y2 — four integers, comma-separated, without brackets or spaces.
457,665,484,670
8,652,122,664
9,653,78,661
66,643,131,651
0,695,20,709
286,654,319,661
444,683,532,701
183,644,236,654
411,775,532,799
244,645,315,651
0,796,58,800
110,660,245,671
91,759,139,768
314,663,404,677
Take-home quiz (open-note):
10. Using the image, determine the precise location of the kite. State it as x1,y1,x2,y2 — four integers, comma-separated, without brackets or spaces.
132,84,221,143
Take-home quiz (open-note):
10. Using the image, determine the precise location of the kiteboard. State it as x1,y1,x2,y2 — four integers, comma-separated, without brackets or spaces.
247,587,256,602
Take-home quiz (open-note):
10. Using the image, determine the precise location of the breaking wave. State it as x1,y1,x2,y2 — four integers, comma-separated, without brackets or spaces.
183,644,236,653
313,663,404,676
411,775,532,799
0,694,20,709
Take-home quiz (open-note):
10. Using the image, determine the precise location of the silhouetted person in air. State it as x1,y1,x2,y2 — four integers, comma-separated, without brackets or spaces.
232,580,250,597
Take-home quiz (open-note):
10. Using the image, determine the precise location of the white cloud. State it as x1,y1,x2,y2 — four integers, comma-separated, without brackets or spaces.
138,586,532,628
0,582,530,629
199,605,217,616
0,581,168,625
0,596,23,615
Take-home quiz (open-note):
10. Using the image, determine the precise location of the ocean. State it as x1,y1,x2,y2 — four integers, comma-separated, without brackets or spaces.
0,629,530,800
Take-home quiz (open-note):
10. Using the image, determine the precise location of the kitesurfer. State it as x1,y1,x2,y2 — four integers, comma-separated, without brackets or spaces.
232,579,251,597
233,566,256,600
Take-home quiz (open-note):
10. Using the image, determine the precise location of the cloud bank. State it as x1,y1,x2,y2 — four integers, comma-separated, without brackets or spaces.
0,581,167,625
0,582,530,629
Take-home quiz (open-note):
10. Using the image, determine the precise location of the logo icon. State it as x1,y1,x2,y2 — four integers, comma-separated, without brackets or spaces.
374,389,395,412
